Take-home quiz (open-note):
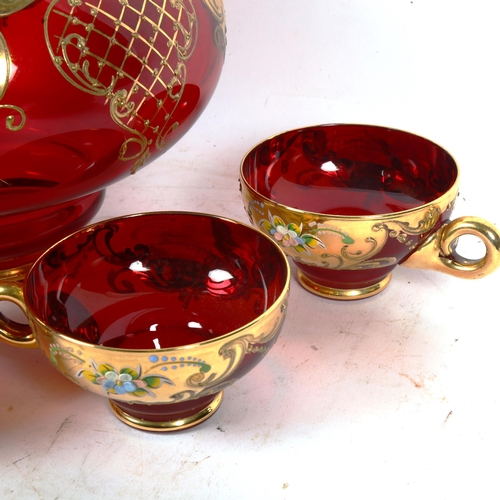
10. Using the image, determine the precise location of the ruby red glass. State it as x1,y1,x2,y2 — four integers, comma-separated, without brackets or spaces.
25,213,288,351
0,0,225,271
242,125,457,216
114,393,221,424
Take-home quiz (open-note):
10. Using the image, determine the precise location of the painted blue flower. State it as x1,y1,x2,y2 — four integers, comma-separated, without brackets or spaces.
101,371,139,394
78,360,174,398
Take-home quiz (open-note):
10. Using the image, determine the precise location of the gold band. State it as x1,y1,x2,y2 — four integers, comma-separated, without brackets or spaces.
297,269,392,300
109,391,224,431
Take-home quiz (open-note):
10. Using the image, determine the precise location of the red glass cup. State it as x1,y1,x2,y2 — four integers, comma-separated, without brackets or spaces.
0,0,226,278
0,212,290,431
240,124,500,300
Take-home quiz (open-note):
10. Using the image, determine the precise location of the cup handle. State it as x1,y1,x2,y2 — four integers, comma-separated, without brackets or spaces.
0,281,38,348
401,216,500,279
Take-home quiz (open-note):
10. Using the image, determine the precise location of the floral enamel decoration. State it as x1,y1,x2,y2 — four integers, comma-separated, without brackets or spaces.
259,212,354,254
260,214,324,254
78,360,174,398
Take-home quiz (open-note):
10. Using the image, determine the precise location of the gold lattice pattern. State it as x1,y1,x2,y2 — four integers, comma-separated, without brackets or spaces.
45,0,198,172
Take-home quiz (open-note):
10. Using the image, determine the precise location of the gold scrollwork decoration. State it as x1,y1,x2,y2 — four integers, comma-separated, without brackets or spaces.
175,8,198,61
0,104,26,131
202,0,224,19
340,236,380,264
110,89,151,173
55,33,117,97
345,256,398,270
372,206,441,250
0,0,35,16
202,0,226,52
44,0,198,173
306,236,381,270
0,32,26,131
373,206,441,236
155,62,187,151
166,335,258,403
169,304,287,402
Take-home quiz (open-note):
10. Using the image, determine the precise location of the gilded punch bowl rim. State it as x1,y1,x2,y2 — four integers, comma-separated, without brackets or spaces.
239,122,461,221
26,211,291,354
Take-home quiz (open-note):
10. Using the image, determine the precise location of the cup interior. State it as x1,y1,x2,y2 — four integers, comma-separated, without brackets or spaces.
241,124,458,216
25,213,288,349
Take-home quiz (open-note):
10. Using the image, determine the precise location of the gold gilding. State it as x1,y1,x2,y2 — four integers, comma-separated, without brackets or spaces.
0,33,8,99
0,282,38,348
0,278,289,409
401,216,500,279
240,129,500,300
0,213,291,430
202,0,226,52
297,269,392,300
109,391,224,431
0,0,35,17
44,0,199,173
242,184,457,273
0,33,26,131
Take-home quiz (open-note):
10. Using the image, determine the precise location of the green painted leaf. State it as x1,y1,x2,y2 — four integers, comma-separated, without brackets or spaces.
142,376,162,388
142,375,175,388
97,363,115,376
200,364,211,373
303,238,319,248
120,367,139,380
303,235,326,249
342,235,355,244
132,388,149,397
287,222,302,234
271,215,286,228
77,369,98,383
260,220,272,232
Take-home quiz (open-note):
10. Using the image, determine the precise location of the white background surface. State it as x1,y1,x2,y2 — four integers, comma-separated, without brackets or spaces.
2,1,500,499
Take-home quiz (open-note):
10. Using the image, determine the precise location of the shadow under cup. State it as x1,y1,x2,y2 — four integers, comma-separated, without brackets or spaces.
16,213,290,431
240,124,499,299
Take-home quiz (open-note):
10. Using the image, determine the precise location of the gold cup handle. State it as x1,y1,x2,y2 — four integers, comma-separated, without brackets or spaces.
401,216,500,279
0,281,38,348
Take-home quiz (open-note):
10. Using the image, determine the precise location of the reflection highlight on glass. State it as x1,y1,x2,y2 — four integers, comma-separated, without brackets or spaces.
129,260,150,272
208,269,234,282
206,268,236,296
320,161,339,172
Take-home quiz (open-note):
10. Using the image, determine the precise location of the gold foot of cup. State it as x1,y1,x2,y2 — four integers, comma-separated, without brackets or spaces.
297,270,392,300
109,391,224,432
